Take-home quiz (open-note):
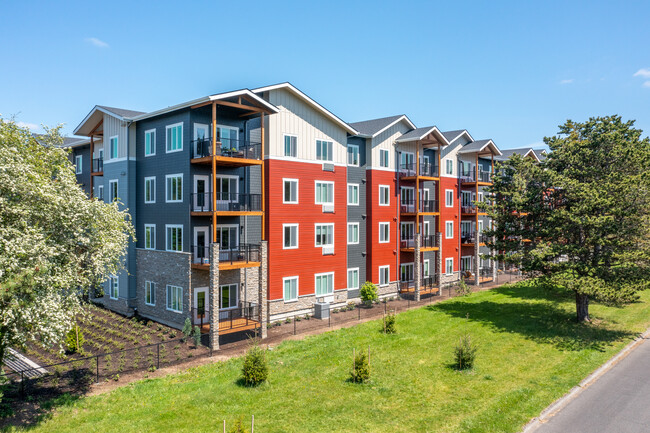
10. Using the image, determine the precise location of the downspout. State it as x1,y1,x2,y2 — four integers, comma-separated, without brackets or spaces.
394,142,400,290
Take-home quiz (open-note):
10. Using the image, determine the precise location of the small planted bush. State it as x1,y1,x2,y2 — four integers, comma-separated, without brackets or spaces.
456,280,472,297
228,416,250,433
360,281,379,306
454,334,477,370
350,349,371,383
65,324,85,354
192,326,201,346
383,311,397,334
182,318,192,341
242,344,268,386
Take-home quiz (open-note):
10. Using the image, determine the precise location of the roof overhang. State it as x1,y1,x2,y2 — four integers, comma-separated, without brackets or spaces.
253,82,359,135
446,129,474,144
458,139,502,156
73,105,119,136
366,115,416,139
63,138,91,149
395,126,450,147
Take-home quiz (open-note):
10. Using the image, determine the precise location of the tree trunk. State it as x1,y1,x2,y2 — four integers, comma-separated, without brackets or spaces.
576,292,590,322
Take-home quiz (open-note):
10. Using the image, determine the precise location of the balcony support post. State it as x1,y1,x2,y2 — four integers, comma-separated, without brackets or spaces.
436,232,443,293
415,143,420,234
437,143,441,234
90,135,94,198
212,102,218,243
259,240,268,339
414,234,421,302
474,236,480,287
209,243,220,350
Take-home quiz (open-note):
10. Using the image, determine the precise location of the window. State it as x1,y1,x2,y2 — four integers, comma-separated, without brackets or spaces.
445,221,454,239
445,258,454,275
283,224,298,249
347,144,359,166
75,155,82,174
478,220,484,233
283,179,298,204
166,285,183,312
144,177,156,203
109,275,119,299
144,224,156,249
379,222,390,243
145,281,155,306
379,185,390,206
315,272,334,296
283,277,298,301
316,139,333,161
379,265,390,286
284,135,297,157
347,184,359,205
145,129,156,156
423,260,430,277
445,189,454,207
347,223,359,245
446,159,453,175
380,149,389,168
423,221,430,237
109,179,118,203
461,221,472,237
97,185,104,200
166,174,183,202
220,284,238,309
347,268,359,290
315,223,334,247
166,225,183,252
315,181,334,205
400,263,414,282
109,136,118,159
166,123,183,153
478,192,484,203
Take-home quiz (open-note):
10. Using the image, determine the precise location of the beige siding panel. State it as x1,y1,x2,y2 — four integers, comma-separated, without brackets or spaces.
369,122,411,170
441,137,470,178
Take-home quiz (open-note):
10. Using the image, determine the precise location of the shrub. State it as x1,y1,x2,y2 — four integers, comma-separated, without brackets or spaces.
350,349,370,383
383,311,396,334
228,417,249,433
182,318,192,341
241,344,268,386
454,334,477,370
192,326,201,346
456,280,472,297
347,302,356,311
65,325,85,354
360,281,379,306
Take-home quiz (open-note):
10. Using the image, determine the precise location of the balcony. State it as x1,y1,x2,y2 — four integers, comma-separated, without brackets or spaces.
193,301,260,335
91,157,103,175
400,234,438,252
399,162,439,179
461,204,477,215
191,243,261,271
460,168,492,185
400,199,439,215
461,232,476,245
190,192,262,215
399,275,440,295
191,138,262,166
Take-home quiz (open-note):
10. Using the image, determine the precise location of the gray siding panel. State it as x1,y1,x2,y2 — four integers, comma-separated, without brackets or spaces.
347,136,367,293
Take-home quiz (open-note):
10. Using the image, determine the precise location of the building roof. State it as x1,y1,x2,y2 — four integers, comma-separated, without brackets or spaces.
442,129,474,144
494,147,541,162
395,126,450,145
349,114,416,138
458,139,502,156
96,106,146,119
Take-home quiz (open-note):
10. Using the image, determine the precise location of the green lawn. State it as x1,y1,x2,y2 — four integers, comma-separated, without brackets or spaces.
9,280,650,433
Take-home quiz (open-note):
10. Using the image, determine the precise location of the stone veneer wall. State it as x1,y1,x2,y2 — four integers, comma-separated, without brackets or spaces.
135,248,192,329
93,297,132,316
440,271,461,287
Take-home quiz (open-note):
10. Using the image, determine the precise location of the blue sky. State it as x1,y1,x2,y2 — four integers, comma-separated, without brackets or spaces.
1,0,649,150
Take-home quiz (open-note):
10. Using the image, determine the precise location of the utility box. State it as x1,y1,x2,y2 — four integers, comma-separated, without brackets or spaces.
314,302,330,320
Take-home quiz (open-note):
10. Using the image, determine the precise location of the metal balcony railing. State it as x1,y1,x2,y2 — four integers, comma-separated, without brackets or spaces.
461,232,476,244
191,138,262,161
400,199,438,214
461,205,477,214
189,193,262,213
191,243,261,265
421,235,438,248
398,162,439,177
459,168,492,183
92,158,103,173
218,301,259,323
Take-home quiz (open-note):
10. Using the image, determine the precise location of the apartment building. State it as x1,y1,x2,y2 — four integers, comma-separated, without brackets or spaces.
66,82,503,349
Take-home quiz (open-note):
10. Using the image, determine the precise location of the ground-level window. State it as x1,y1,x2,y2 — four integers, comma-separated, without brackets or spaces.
145,281,155,306
220,284,238,309
315,272,334,296
347,268,359,290
400,263,414,282
379,265,390,286
445,258,454,275
109,275,119,299
461,256,473,272
166,285,183,312
423,260,430,277
283,277,298,301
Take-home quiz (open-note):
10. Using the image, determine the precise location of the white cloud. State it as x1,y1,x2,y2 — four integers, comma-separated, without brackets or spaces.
560,79,574,85
85,37,109,48
643,81,650,88
16,121,39,130
633,68,650,78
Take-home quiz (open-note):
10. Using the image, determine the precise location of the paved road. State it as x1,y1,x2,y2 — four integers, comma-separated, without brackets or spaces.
533,336,650,433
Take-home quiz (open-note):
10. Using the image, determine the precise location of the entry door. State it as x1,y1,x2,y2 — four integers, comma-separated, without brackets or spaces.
401,222,414,247
193,287,209,325
217,126,239,150
401,152,414,171
193,227,209,264
215,176,238,208
194,123,209,158
401,187,414,212
193,175,210,212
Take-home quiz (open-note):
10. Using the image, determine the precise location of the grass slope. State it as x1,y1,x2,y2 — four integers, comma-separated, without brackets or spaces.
9,281,650,433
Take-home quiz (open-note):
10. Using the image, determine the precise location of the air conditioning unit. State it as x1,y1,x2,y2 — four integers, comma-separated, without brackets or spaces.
322,245,334,255
322,163,335,172
322,204,334,213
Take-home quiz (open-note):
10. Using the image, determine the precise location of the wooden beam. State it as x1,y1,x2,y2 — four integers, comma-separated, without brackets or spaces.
215,100,264,112
238,110,261,118
212,102,218,243
90,136,94,199
190,100,213,110
88,119,103,136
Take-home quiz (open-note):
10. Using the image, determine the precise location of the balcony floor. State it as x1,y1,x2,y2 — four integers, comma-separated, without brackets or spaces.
190,210,263,217
199,318,259,335
190,155,263,167
400,175,440,182
399,285,440,296
400,247,439,253
192,261,261,271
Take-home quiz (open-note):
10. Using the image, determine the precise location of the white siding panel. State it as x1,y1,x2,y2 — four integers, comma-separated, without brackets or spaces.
103,114,129,160
369,122,411,170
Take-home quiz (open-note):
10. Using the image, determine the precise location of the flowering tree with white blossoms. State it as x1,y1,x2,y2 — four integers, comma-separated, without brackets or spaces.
0,118,134,368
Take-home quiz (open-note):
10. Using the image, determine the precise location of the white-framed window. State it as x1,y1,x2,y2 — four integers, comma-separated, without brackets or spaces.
347,223,359,245
109,179,118,203
166,123,183,153
315,223,334,247
446,258,454,275
166,224,183,252
315,272,334,296
380,149,389,168
478,220,484,233
400,263,414,282
379,185,390,206
316,139,333,161
144,176,156,203
283,224,298,249
445,189,454,207
423,260,430,277
145,281,155,306
283,276,298,302
109,136,118,159
220,284,238,309
347,183,359,205
445,221,454,239
109,275,119,299
144,224,156,250
75,155,82,174
461,255,473,272
347,268,359,290
145,129,156,156
284,134,297,157
165,174,183,202
283,179,298,204
97,185,104,200
379,265,390,286
461,221,472,237
347,144,359,166
446,159,453,175
379,222,390,243
478,192,484,203
423,221,430,237
315,181,334,205
166,285,183,313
